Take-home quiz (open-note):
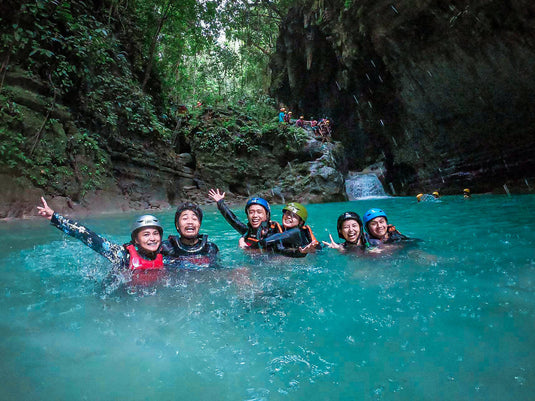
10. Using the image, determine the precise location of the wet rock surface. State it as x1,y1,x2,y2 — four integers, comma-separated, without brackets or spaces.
186,109,346,205
270,0,535,194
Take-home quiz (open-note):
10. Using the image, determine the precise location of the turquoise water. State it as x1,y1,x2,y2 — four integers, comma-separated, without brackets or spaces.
1,195,534,400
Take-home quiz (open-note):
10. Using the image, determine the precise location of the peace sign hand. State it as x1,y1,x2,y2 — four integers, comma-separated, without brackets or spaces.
36,197,54,220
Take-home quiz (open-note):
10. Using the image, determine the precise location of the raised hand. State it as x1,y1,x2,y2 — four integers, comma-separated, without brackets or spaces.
208,188,225,202
322,234,343,250
36,197,54,220
299,241,319,254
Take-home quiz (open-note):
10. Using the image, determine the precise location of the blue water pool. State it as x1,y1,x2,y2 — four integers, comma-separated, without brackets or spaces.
0,195,534,400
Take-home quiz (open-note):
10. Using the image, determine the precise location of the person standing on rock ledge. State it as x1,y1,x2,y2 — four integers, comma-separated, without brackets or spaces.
278,107,286,122
208,188,282,251
161,202,219,269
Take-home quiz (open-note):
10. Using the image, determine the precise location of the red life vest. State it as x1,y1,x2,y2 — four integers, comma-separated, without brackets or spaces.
125,244,164,286
126,244,163,270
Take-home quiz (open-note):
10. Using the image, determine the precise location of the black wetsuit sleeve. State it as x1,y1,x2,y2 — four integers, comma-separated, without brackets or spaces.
50,212,128,267
160,238,176,256
216,200,248,235
261,227,306,258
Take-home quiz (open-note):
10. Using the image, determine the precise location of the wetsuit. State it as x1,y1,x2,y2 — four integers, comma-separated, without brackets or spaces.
366,225,410,247
215,199,282,250
261,225,321,258
161,235,219,269
50,213,165,284
341,241,367,254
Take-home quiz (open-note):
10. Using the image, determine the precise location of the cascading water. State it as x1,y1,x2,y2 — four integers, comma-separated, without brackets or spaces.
345,173,388,200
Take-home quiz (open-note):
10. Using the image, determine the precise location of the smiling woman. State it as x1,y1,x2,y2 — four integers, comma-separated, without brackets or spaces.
36,197,164,271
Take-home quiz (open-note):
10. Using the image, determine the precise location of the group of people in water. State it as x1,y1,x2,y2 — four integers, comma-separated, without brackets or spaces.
278,107,332,142
37,189,414,284
416,188,471,202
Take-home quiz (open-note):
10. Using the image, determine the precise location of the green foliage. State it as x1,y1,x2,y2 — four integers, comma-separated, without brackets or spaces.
0,90,110,194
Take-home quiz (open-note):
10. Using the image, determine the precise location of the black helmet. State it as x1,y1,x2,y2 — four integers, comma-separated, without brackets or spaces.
175,202,203,232
131,215,163,242
336,211,363,239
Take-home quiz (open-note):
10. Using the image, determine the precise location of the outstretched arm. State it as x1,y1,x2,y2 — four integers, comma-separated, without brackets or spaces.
208,188,248,235
38,197,128,266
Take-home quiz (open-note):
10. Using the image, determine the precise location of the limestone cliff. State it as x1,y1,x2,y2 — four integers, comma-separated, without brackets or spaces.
270,0,535,194
0,0,346,218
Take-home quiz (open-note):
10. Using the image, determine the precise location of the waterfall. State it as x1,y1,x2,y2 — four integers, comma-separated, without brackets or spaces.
345,173,388,200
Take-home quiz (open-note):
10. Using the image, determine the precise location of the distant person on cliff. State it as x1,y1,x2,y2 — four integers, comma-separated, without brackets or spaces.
161,202,219,269
310,117,318,132
295,115,306,128
36,197,166,284
284,111,292,124
278,107,286,122
317,118,332,142
322,212,368,254
259,202,321,257
463,188,471,198
362,208,411,246
208,188,282,250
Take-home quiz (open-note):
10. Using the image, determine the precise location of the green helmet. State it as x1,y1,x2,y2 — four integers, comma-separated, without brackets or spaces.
282,202,308,223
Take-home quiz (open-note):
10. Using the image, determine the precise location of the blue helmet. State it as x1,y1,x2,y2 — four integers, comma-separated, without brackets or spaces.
245,197,270,217
362,208,388,231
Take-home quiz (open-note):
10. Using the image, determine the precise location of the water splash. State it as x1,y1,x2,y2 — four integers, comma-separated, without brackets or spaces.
345,174,389,200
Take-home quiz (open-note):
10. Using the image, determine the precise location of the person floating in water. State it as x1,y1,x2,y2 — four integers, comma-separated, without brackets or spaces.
36,197,165,284
260,202,321,257
322,211,368,253
208,188,282,250
432,191,440,199
362,208,410,246
463,188,471,198
416,193,437,202
161,202,219,268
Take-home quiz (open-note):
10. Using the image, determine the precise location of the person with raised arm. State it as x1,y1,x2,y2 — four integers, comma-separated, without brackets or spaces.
208,188,282,250
37,197,166,283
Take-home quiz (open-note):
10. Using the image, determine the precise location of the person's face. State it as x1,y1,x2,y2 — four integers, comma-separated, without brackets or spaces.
368,216,388,239
135,228,161,252
341,219,361,244
282,210,301,229
178,210,201,238
247,205,267,229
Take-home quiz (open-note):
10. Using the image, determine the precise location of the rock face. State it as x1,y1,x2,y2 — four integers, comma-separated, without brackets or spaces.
185,109,346,204
270,0,535,194
0,1,208,218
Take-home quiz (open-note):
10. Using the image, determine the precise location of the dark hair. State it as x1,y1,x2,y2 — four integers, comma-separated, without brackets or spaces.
336,211,364,243
175,202,203,233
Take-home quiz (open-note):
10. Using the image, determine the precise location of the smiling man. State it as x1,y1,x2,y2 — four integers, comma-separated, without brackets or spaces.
208,188,282,250
362,208,409,246
161,202,219,268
